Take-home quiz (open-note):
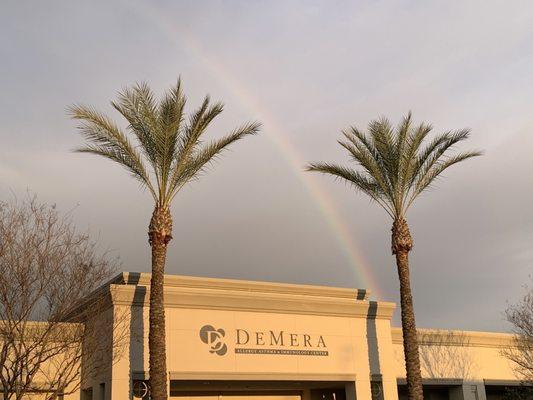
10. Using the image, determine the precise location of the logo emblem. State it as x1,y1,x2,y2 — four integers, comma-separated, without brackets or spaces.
199,325,227,356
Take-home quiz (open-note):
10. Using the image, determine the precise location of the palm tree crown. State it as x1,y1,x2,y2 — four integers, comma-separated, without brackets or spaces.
307,113,482,221
70,80,260,210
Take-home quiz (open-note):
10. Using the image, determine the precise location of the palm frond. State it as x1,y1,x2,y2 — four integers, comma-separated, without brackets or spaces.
410,129,471,193
369,118,397,179
157,79,186,194
341,129,393,199
111,83,162,192
159,79,186,133
167,122,260,202
395,113,412,189
407,150,482,207
395,112,412,160
176,97,224,164
368,118,403,211
68,105,156,199
75,146,155,196
400,122,433,192
306,162,394,217
412,129,469,178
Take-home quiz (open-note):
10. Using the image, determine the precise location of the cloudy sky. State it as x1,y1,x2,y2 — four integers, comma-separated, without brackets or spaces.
1,1,532,331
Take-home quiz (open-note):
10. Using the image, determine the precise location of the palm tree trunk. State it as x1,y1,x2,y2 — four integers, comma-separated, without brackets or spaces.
148,206,173,400
392,218,423,400
396,250,424,400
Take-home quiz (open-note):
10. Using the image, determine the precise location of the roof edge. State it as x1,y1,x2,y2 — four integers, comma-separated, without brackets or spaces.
116,271,371,300
391,327,515,348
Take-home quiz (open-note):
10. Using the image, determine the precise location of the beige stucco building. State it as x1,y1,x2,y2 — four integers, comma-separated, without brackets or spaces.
71,272,524,400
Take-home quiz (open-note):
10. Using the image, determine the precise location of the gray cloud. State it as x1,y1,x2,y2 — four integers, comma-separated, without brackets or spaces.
1,0,532,331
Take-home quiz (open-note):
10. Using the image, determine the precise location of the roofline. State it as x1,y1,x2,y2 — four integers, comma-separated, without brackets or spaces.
391,327,515,348
62,271,382,320
111,271,371,301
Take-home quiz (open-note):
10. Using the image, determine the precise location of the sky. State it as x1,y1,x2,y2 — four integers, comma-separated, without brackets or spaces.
1,0,532,332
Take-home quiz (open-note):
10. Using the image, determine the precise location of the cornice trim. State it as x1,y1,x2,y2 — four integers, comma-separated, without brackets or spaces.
115,272,370,300
111,285,396,319
391,327,515,348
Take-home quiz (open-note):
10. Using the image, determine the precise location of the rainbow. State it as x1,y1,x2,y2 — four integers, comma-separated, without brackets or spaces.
126,2,383,299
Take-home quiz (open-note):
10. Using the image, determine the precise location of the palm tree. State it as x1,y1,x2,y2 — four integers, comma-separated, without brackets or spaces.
307,113,481,400
69,80,260,400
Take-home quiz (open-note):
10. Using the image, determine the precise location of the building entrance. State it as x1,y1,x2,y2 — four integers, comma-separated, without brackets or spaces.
168,380,349,400
170,394,301,400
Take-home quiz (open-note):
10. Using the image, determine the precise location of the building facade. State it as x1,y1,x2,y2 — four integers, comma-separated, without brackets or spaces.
76,272,523,400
